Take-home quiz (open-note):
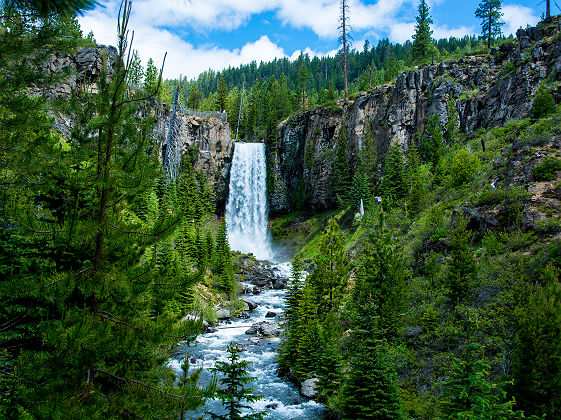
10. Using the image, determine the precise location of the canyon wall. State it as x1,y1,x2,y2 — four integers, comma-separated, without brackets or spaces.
267,19,561,214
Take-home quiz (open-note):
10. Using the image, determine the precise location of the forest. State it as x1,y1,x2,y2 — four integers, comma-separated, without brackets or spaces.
2,0,561,418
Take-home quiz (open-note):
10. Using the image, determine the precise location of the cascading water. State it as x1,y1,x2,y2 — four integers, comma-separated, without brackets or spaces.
169,142,326,418
226,142,273,260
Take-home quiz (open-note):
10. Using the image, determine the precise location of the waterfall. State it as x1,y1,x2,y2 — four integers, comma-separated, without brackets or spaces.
226,143,272,260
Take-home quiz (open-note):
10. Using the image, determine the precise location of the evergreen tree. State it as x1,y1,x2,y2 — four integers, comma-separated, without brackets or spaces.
297,62,310,111
128,49,144,88
440,342,521,419
317,312,344,409
357,124,378,193
412,0,434,63
332,124,352,207
445,97,460,144
294,283,322,380
475,0,504,49
213,220,235,295
380,144,408,207
420,115,445,168
350,170,370,213
216,74,229,111
144,57,158,91
309,218,348,312
513,264,561,418
445,216,477,304
208,342,267,420
0,2,209,416
339,0,351,103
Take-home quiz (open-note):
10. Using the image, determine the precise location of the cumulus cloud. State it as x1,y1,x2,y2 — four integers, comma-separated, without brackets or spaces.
79,1,539,79
502,4,540,36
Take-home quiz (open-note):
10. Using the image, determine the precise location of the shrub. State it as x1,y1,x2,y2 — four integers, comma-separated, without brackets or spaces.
533,158,561,181
449,149,480,187
530,88,555,121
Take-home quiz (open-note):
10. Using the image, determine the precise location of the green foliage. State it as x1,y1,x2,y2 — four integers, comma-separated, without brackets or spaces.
216,75,229,111
208,342,267,420
350,170,370,212
530,88,555,121
513,265,561,418
380,144,408,207
412,0,435,64
357,124,378,192
445,97,460,143
445,216,477,304
213,221,235,296
532,157,561,181
420,116,445,168
475,0,504,48
332,125,352,207
439,342,522,419
0,4,220,416
144,57,159,92
449,148,480,187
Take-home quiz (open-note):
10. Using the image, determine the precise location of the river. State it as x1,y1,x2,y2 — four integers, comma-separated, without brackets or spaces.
169,262,327,419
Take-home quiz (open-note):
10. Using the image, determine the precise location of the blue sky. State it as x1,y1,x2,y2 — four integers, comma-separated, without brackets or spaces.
79,0,547,79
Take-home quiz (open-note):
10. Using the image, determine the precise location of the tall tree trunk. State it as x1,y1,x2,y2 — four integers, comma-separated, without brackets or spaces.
488,6,492,49
546,0,551,19
342,0,348,104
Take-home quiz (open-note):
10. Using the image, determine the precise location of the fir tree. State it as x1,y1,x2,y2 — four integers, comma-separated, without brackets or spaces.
144,57,158,91
420,115,445,168
475,0,504,49
380,144,408,207
216,74,229,112
445,97,460,144
445,216,477,304
213,220,235,295
332,125,352,207
440,342,521,419
350,170,370,213
208,342,267,420
412,0,434,63
357,124,378,193
0,2,209,416
513,264,561,418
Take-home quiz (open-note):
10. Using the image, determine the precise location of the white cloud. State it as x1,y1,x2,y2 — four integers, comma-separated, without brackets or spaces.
502,4,540,36
79,5,332,79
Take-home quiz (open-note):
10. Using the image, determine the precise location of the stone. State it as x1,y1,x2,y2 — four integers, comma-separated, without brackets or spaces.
238,312,250,319
249,337,260,344
242,299,258,311
300,378,319,399
215,309,231,320
265,311,277,318
259,322,281,337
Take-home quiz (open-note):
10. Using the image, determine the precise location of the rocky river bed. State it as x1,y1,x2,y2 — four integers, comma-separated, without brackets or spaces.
169,262,327,419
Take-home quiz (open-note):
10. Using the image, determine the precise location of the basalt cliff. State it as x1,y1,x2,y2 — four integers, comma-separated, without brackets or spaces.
267,18,561,213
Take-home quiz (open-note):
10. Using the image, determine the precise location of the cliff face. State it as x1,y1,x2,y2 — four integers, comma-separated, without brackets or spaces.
152,107,234,209
268,19,561,214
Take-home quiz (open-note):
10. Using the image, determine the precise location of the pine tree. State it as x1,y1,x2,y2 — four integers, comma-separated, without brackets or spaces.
208,342,267,420
380,144,408,207
412,0,434,64
0,2,209,416
213,220,235,296
350,170,370,213
309,218,348,312
339,0,351,103
297,62,310,111
357,124,378,193
317,312,344,409
513,264,561,418
332,124,352,207
440,342,521,419
420,115,445,168
216,74,229,112
475,0,504,49
445,97,460,144
144,57,158,91
445,216,477,304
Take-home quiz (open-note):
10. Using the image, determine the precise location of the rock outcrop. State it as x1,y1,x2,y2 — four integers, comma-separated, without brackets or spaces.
268,18,561,213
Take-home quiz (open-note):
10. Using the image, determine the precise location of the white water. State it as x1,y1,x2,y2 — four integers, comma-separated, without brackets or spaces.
171,263,327,419
226,142,273,261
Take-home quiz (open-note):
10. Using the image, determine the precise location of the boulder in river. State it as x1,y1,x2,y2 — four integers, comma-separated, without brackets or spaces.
242,299,258,311
215,309,231,320
237,311,250,319
265,311,277,318
300,378,319,398
244,321,281,337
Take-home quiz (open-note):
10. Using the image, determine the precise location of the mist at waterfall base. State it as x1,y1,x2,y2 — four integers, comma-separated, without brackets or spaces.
167,142,326,418
226,142,273,261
